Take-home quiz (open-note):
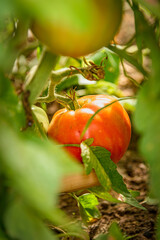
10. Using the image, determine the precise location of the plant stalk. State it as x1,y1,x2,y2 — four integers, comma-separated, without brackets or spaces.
24,48,59,104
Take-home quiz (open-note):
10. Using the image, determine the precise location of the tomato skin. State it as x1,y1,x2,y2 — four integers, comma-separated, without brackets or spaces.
48,95,131,163
31,0,122,57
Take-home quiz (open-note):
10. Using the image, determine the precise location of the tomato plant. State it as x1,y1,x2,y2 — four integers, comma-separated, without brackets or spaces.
1,0,160,239
31,0,122,57
48,95,131,163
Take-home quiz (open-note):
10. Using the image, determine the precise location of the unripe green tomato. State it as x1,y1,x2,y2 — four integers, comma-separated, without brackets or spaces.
31,0,122,57
32,105,49,132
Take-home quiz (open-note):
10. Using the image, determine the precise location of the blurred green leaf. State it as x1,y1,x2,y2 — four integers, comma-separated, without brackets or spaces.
133,0,160,19
133,6,160,202
121,99,137,112
56,75,79,92
134,82,160,200
31,105,49,133
78,193,101,224
132,7,160,238
89,186,120,203
0,74,82,221
0,228,8,240
128,189,140,198
25,50,59,104
4,200,57,240
108,45,148,78
0,15,29,72
88,47,120,83
84,80,123,97
0,73,25,130
0,0,15,18
80,142,145,210
84,138,94,146
0,72,84,239
96,222,125,240
0,120,82,217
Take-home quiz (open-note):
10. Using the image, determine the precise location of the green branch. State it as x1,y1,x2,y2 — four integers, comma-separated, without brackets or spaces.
120,59,142,88
24,49,59,105
37,60,104,105
133,0,160,19
108,45,148,78
36,68,80,103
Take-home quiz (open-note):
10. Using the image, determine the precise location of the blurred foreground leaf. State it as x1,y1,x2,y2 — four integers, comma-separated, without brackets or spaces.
4,200,57,240
133,5,160,202
0,120,81,216
0,74,83,239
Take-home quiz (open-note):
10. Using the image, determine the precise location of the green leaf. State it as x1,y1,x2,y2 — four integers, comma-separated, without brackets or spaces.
0,73,83,237
120,99,137,112
0,74,82,219
134,82,160,200
96,222,125,240
0,73,25,130
80,142,111,191
133,8,160,205
88,47,120,83
0,120,82,218
4,200,57,240
89,186,120,203
80,142,145,210
107,222,125,240
0,228,8,240
84,138,94,146
56,75,79,92
31,105,49,133
78,193,101,224
133,0,160,19
85,80,123,98
25,50,59,104
128,189,140,198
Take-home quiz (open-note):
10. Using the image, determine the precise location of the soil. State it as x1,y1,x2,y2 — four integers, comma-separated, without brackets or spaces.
58,131,158,240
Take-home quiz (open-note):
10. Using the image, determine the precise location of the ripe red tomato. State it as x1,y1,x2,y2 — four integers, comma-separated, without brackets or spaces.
48,95,131,163
31,0,122,57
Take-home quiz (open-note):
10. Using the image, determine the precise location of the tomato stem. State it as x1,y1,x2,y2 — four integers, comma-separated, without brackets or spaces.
24,48,59,104
36,59,105,105
108,45,148,79
54,88,80,111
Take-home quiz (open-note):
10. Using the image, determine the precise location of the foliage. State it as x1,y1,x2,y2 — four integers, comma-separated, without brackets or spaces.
80,141,145,210
75,193,101,225
0,0,160,239
95,222,125,240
